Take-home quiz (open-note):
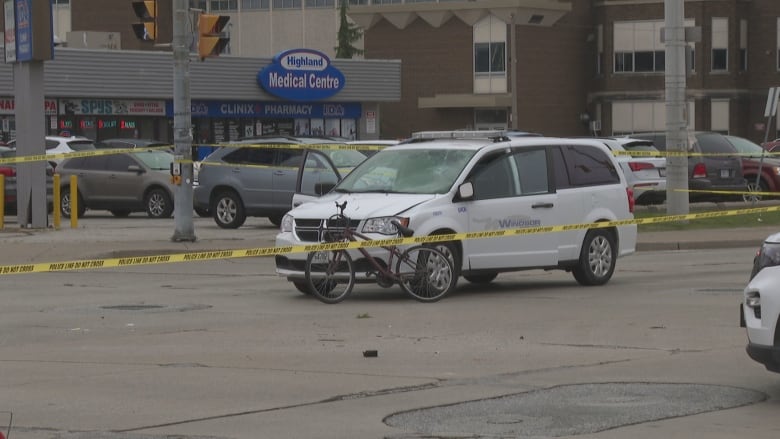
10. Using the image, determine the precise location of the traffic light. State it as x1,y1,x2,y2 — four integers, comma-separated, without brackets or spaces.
198,14,230,60
132,0,157,41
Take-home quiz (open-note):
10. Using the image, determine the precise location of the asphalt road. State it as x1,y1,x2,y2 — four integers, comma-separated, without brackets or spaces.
0,229,778,439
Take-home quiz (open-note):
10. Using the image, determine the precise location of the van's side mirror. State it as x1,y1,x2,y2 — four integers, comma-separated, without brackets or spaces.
128,165,144,174
315,182,336,195
458,181,474,200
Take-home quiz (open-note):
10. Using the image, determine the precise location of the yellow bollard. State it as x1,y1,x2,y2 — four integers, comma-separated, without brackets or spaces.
0,174,4,229
70,175,78,229
53,174,60,229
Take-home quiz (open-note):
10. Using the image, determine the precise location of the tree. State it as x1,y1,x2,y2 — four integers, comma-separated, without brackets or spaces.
335,0,364,59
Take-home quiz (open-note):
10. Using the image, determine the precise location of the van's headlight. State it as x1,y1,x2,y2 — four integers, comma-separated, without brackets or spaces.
280,214,294,232
363,217,409,235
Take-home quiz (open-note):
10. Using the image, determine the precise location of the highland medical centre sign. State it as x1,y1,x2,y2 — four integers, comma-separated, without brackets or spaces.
258,49,345,101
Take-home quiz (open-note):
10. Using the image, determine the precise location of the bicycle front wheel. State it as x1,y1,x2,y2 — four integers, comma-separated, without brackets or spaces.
396,246,455,302
305,250,355,304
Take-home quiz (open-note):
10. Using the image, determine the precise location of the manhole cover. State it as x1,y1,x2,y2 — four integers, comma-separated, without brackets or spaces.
384,383,765,437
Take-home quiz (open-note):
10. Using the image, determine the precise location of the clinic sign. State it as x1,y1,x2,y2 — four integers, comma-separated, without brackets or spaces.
257,49,345,101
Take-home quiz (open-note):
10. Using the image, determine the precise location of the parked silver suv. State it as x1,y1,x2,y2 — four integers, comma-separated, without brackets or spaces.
193,137,368,228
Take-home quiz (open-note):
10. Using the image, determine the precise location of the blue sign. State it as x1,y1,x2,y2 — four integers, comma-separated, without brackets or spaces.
257,49,345,101
166,100,362,119
14,0,32,62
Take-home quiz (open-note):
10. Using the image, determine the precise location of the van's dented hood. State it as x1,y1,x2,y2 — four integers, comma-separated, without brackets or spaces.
290,192,438,219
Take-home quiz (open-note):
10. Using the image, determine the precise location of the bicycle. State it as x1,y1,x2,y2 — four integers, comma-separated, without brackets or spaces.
304,201,455,304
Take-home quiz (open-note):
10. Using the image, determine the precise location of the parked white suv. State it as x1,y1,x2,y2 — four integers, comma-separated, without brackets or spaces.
742,232,780,373
8,135,97,168
275,131,637,294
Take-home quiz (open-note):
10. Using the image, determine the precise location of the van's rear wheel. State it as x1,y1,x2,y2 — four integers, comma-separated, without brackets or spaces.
572,229,616,286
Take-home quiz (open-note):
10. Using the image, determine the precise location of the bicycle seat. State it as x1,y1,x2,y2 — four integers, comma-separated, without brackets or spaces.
392,220,414,237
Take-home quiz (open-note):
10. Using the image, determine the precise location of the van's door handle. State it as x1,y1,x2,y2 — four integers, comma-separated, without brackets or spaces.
293,202,302,207
532,202,554,209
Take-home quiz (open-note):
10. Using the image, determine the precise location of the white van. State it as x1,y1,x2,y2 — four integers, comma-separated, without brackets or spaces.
275,131,637,293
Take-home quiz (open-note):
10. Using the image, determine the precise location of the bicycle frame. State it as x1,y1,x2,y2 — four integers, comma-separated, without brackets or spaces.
319,202,407,284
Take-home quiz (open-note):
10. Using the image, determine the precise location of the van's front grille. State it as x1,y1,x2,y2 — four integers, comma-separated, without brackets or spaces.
294,218,361,242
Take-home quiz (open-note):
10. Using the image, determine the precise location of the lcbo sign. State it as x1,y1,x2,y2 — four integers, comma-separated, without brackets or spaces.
257,49,345,101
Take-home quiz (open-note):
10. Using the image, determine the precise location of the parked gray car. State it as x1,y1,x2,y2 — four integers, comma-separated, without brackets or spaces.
57,150,176,218
194,137,368,228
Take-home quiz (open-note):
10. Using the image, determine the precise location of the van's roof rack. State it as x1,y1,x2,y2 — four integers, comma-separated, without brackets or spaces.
411,130,508,141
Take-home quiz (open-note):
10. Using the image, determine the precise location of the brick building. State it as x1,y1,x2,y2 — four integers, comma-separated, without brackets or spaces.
352,0,780,142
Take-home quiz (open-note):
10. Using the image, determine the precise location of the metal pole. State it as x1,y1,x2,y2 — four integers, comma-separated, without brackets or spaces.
664,0,689,215
510,13,518,130
172,0,196,242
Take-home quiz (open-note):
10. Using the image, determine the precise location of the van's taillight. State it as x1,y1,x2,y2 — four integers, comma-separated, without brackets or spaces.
626,187,635,213
628,162,655,172
692,162,707,179
0,166,15,177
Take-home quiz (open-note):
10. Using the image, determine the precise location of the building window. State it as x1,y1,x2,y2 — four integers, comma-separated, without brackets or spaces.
305,0,334,6
273,0,302,8
53,0,69,4
210,0,238,10
190,0,207,9
712,18,728,71
349,0,368,4
777,18,780,70
612,101,695,134
614,20,695,74
711,99,729,134
474,42,505,74
613,21,664,73
739,19,747,71
242,0,269,9
596,25,603,76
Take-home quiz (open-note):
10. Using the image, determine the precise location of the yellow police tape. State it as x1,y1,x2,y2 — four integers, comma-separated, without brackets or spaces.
0,146,172,165
0,204,777,276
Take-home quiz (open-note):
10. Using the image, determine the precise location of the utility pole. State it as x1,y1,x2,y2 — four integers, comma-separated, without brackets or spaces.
664,0,689,215
510,12,518,130
171,0,196,241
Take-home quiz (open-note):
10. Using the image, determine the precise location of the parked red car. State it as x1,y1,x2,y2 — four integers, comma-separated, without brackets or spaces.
727,135,780,201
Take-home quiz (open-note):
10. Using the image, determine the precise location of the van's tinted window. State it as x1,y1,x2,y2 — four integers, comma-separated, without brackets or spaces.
512,148,549,195
550,146,572,190
561,145,620,186
473,154,516,200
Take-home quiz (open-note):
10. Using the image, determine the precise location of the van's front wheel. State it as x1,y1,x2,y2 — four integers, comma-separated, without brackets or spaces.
572,229,616,286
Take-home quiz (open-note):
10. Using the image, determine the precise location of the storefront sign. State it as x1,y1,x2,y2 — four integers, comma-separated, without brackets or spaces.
4,1,16,63
0,97,57,115
171,100,361,119
257,49,345,101
13,0,53,62
59,99,166,116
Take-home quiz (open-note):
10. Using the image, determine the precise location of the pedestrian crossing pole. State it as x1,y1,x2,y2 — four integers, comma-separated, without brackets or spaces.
171,0,197,242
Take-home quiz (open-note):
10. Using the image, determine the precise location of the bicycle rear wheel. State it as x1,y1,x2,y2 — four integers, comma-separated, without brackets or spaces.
305,250,355,304
396,246,455,302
